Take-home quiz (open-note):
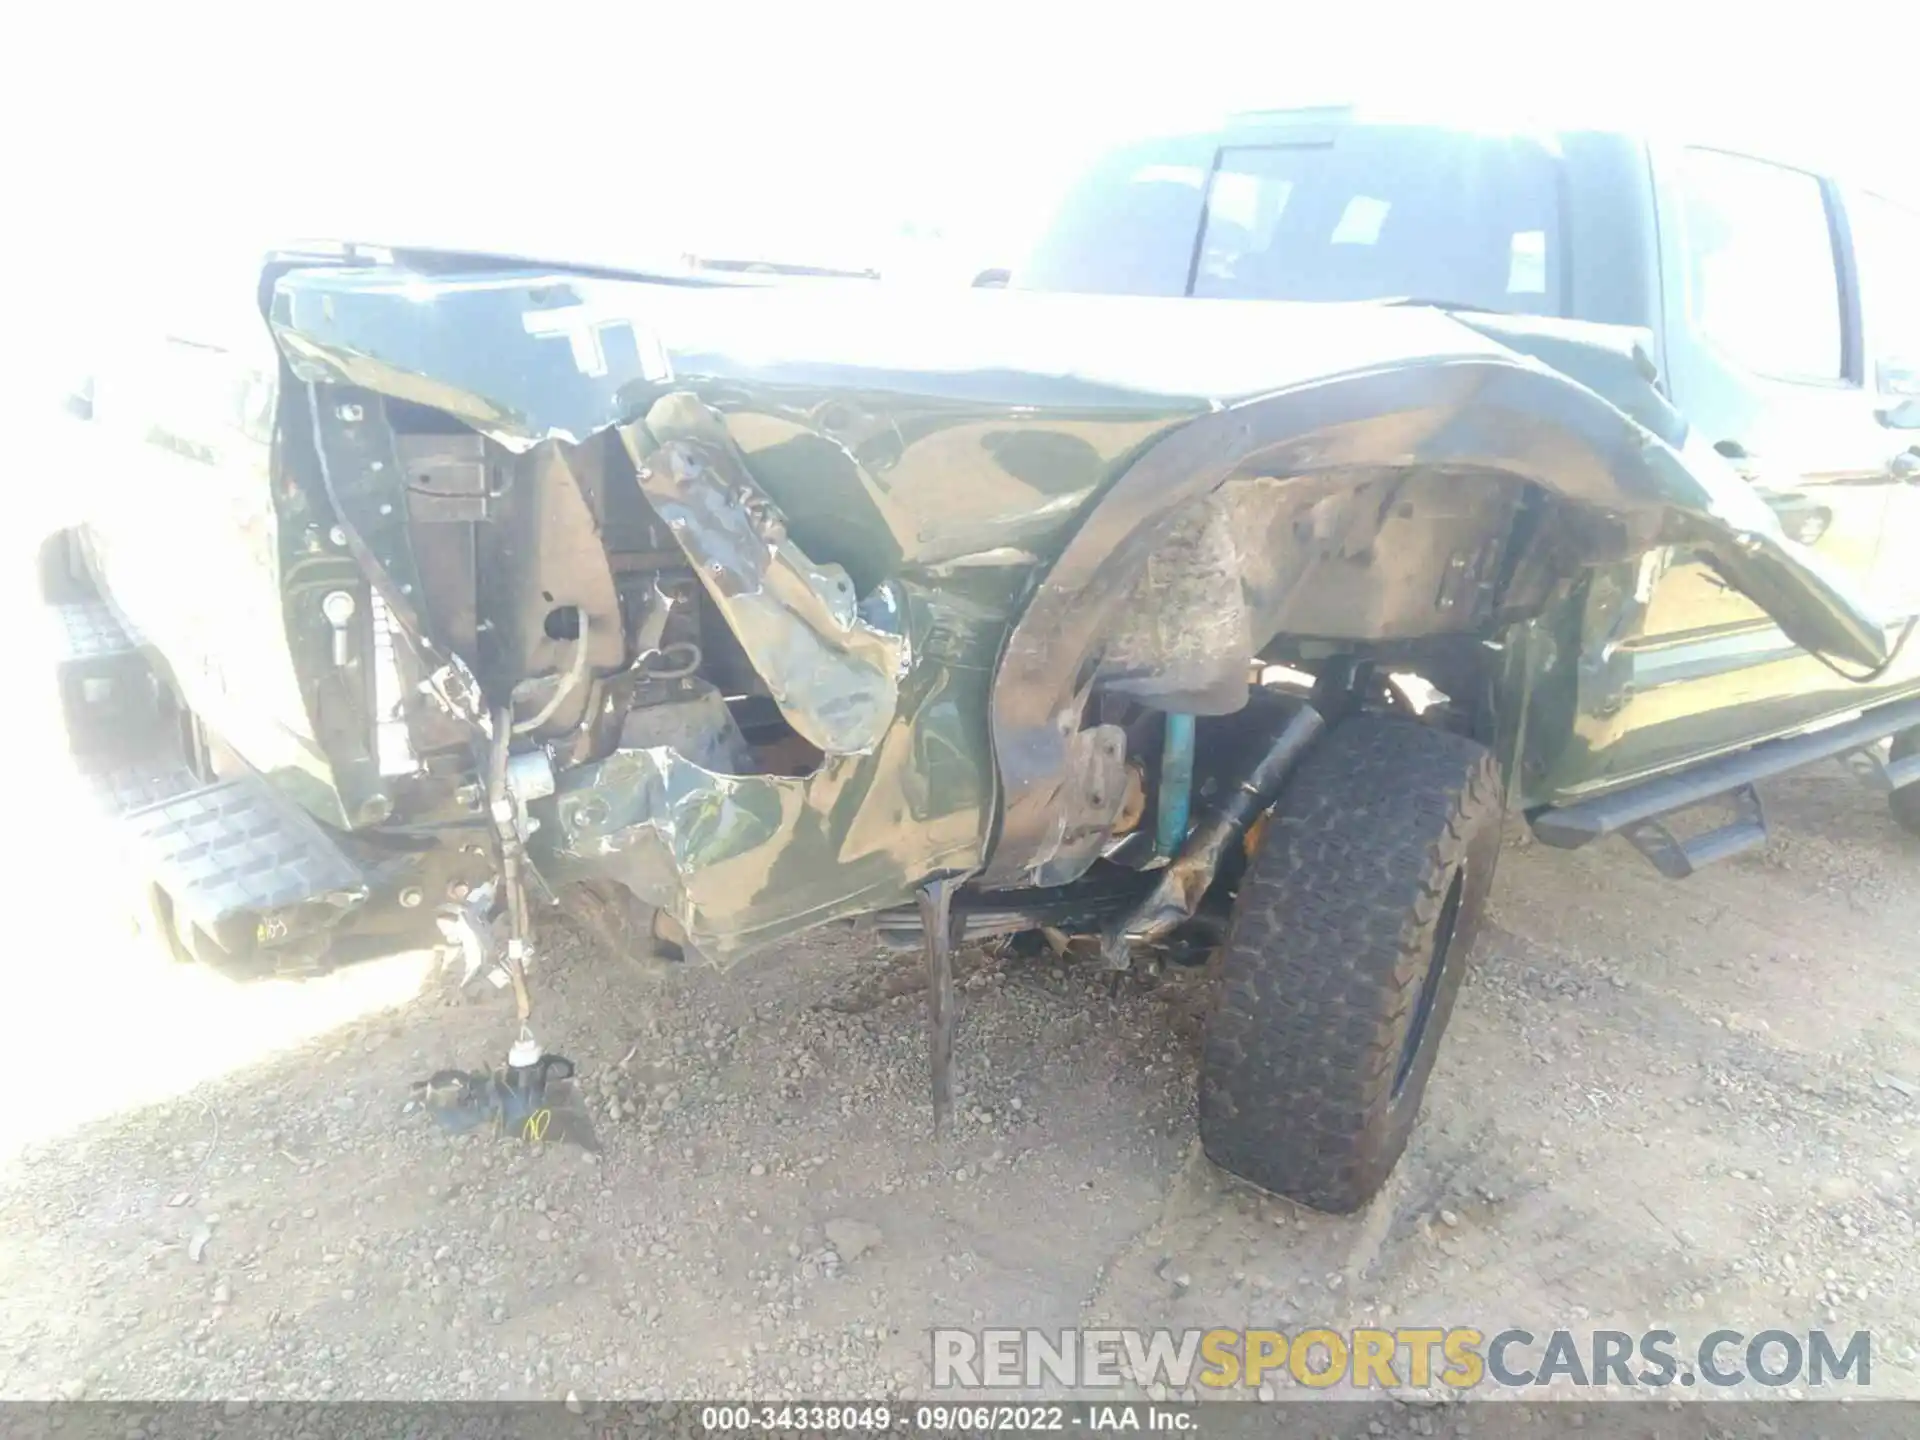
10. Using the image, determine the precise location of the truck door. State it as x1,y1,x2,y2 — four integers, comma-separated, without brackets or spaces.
85,247,347,819
1547,144,1909,800
1849,187,1920,658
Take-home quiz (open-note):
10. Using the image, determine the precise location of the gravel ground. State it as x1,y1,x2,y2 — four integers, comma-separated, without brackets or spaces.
5,754,1918,1413
6,500,1920,1420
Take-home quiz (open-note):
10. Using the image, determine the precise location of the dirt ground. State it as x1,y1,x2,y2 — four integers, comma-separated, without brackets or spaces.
5,512,1920,1421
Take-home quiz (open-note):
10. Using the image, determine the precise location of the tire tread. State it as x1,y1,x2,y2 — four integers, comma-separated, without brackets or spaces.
1199,715,1502,1212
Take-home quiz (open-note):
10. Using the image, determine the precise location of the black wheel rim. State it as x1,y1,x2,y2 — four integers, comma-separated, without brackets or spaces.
1393,866,1465,1099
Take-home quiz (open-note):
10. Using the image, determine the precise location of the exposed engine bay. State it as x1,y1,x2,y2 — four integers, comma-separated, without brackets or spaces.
304,384,926,1065
299,373,1327,1116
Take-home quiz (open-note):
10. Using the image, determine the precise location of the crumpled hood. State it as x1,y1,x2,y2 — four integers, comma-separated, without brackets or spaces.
268,262,1893,673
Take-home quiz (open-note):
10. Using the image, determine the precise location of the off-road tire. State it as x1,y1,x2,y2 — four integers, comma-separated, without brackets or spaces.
1199,714,1502,1213
1890,728,1920,837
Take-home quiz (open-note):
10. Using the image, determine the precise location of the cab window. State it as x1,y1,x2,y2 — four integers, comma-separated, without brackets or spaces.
1014,138,1212,297
1674,148,1847,382
1014,126,1563,313
1851,190,1920,395
1188,130,1564,315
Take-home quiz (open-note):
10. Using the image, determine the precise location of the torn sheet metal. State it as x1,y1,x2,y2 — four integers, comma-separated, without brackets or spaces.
626,394,907,756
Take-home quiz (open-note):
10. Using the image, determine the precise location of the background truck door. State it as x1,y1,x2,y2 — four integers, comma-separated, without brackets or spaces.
1539,145,1912,803
1851,188,1920,636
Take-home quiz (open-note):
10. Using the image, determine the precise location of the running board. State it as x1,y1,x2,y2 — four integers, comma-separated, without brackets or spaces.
1842,743,1920,794
120,773,370,953
52,598,142,661
51,600,163,758
1615,784,1767,879
1529,694,1920,877
52,602,372,961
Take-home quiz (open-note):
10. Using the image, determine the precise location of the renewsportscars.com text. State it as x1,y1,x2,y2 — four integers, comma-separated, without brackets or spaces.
932,1327,1872,1391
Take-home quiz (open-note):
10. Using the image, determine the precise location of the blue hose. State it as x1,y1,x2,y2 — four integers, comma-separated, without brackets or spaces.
1155,712,1196,859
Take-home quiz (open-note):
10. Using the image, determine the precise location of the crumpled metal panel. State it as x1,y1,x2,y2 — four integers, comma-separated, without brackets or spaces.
267,260,1896,926
531,584,998,960
628,394,908,756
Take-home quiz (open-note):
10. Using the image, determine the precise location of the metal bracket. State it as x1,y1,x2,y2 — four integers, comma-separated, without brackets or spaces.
306,384,436,647
436,879,502,988
396,433,494,522
1619,784,1767,880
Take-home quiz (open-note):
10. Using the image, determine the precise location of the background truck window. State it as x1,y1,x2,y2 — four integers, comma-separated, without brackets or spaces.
1014,126,1563,313
1187,129,1564,313
1675,148,1846,382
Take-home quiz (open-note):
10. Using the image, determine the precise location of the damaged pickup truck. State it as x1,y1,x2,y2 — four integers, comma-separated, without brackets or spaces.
50,110,1920,1211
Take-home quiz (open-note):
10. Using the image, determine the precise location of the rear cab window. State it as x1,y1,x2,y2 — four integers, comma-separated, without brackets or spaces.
1014,123,1568,316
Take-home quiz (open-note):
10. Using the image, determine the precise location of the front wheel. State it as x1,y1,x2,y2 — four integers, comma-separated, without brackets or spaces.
1199,715,1502,1213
